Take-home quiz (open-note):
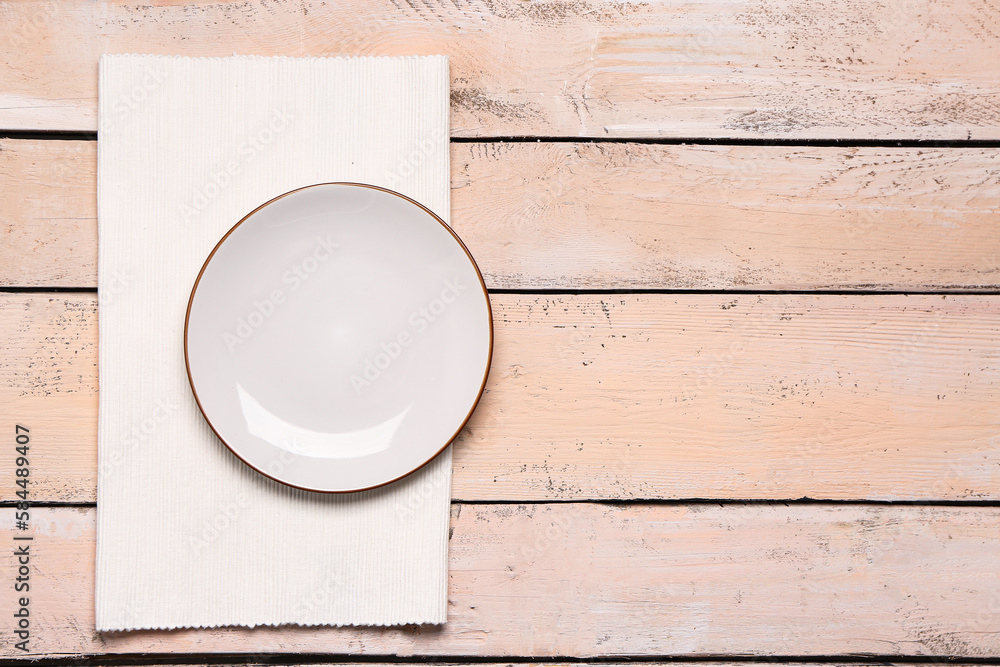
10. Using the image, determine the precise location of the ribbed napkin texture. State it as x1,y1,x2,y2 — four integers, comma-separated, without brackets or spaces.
96,54,452,631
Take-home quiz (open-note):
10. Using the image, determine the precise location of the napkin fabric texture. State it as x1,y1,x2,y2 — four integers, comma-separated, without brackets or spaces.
96,54,452,631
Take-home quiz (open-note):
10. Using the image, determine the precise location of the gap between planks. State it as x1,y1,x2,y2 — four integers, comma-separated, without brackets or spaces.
8,660,1000,666
9,130,1000,147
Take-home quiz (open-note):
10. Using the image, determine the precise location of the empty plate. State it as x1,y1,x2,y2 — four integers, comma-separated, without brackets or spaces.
184,183,493,492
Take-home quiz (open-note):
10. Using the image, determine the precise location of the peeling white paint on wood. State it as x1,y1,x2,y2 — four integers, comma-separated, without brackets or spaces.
3,505,999,658
1,0,998,137
3,140,999,290
3,293,998,503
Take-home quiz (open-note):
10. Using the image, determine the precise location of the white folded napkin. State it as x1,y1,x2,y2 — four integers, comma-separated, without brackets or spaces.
96,54,452,630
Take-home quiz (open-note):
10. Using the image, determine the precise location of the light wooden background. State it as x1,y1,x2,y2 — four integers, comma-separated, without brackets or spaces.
2,0,1000,664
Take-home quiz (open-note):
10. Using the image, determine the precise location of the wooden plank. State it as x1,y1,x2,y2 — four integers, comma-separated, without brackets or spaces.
3,293,999,503
0,139,96,287
4,504,999,657
1,0,999,138
3,139,1000,290
0,296,95,503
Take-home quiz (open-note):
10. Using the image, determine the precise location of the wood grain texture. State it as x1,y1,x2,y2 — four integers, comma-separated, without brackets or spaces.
456,142,1000,290
5,505,1000,658
4,293,998,503
3,139,999,290
0,296,95,503
0,139,96,286
1,0,999,137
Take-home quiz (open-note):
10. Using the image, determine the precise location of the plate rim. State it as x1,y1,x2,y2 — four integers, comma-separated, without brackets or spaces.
183,181,494,494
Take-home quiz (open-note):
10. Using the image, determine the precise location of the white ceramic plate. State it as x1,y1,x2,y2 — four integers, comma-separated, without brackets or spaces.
185,183,493,492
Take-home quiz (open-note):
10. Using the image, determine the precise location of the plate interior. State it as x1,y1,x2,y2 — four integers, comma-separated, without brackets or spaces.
185,184,492,492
